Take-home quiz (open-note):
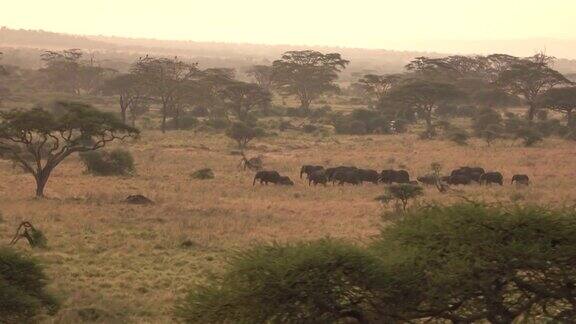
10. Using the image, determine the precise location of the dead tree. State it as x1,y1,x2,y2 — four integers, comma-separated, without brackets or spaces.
9,221,46,248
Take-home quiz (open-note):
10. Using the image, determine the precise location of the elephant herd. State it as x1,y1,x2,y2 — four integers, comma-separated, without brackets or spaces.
253,165,530,187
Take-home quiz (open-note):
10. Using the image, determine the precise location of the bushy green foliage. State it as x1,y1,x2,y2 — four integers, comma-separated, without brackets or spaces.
80,149,135,176
515,127,544,147
190,168,214,180
332,109,391,135
225,122,264,148
376,183,424,211
174,239,391,323
374,203,576,322
472,108,503,135
446,127,469,145
166,115,198,130
0,248,59,322
175,203,576,323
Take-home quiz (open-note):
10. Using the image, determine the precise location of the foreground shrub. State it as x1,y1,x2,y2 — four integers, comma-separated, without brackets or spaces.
176,203,576,323
174,239,395,323
79,149,135,176
374,203,576,322
0,248,59,322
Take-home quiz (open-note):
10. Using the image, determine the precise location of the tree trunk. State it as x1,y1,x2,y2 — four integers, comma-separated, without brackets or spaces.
526,102,537,122
567,109,574,129
120,107,127,124
34,172,50,198
161,109,167,133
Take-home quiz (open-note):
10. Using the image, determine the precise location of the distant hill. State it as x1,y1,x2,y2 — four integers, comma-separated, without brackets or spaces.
2,27,576,78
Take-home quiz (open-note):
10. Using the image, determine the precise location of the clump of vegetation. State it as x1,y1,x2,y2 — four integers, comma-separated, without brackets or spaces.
174,239,385,323
515,127,544,147
0,248,59,321
80,148,135,176
225,122,264,149
190,168,214,180
446,127,469,145
480,123,505,145
176,203,576,323
375,183,424,211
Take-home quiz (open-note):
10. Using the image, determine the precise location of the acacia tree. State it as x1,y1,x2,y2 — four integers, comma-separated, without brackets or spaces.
357,74,401,104
272,50,349,110
539,87,576,128
40,49,111,95
131,56,201,132
496,55,571,121
101,73,147,124
219,81,271,122
0,102,138,197
388,80,463,136
246,65,274,91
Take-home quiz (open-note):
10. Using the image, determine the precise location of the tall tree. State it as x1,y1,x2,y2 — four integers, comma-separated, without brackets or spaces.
219,81,271,122
272,50,349,110
101,73,147,124
0,52,9,106
131,56,201,132
388,80,463,136
0,102,138,197
538,87,576,128
357,74,401,103
246,65,274,91
495,55,571,121
39,49,111,95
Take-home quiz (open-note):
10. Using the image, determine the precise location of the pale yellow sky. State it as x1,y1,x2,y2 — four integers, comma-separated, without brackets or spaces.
2,0,576,55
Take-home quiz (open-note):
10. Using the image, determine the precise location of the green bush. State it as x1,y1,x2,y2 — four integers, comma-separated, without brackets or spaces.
190,168,214,180
472,108,502,135
174,239,392,323
446,127,469,145
166,115,199,130
0,248,59,322
515,127,543,147
80,149,135,176
175,203,576,323
374,203,576,322
225,122,265,148
205,117,230,130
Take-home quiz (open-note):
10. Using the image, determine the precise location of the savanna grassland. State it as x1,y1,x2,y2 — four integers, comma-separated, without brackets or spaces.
1,125,575,323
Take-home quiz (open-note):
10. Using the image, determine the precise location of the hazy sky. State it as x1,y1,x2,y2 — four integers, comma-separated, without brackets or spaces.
2,0,576,55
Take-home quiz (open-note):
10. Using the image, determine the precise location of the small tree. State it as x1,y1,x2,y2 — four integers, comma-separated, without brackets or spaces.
0,102,138,197
225,122,263,149
376,183,424,211
480,123,504,146
0,247,59,321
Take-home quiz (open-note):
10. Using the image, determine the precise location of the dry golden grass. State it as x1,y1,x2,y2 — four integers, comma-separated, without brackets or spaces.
1,129,575,322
